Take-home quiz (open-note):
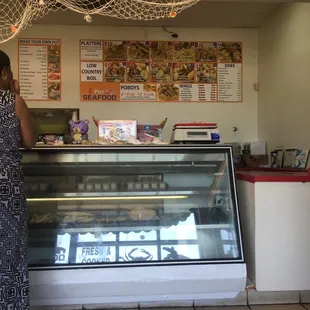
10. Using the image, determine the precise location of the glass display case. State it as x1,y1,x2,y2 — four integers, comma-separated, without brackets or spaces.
22,145,245,307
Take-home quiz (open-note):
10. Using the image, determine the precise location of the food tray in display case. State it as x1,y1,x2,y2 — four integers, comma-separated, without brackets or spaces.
22,145,246,307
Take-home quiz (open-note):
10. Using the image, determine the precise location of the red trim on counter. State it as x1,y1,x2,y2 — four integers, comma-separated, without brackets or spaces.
237,167,308,173
236,169,310,183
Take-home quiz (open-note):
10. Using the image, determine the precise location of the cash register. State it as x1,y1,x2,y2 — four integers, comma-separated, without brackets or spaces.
170,122,220,144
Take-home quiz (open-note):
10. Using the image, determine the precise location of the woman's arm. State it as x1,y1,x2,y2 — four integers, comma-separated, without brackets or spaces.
10,79,37,149
15,94,37,149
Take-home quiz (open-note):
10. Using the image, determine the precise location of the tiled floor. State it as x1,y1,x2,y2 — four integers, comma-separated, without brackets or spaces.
80,306,310,310
196,306,307,310
141,306,310,310
33,304,310,309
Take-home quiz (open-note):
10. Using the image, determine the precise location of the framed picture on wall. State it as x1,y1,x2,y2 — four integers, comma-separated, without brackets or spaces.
283,149,297,168
295,149,309,169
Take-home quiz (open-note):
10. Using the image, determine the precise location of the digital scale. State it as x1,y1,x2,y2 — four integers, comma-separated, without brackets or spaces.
170,122,220,144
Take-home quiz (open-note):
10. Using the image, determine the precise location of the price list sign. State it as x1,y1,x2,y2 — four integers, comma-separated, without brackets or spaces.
80,40,243,103
218,63,242,102
18,39,61,101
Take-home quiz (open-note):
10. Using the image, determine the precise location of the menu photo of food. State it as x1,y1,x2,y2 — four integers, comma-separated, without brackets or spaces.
173,42,195,62
150,41,173,62
48,54,60,64
127,41,150,61
151,63,172,83
157,84,179,101
143,83,157,92
218,42,242,63
196,63,217,83
104,62,126,82
127,62,149,82
48,63,60,73
173,63,195,83
47,45,61,100
48,63,60,81
103,41,127,61
195,42,217,62
48,45,60,56
48,81,61,101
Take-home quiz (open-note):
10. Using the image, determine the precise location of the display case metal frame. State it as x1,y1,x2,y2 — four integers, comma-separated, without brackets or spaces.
23,145,246,307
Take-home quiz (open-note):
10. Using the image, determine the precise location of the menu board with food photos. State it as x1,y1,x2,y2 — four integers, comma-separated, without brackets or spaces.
80,40,242,103
18,38,61,101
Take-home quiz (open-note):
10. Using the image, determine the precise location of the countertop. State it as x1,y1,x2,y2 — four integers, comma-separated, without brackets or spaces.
236,168,310,183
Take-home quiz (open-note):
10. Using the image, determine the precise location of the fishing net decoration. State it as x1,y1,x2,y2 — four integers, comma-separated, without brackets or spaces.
53,0,201,21
0,0,201,43
0,0,60,44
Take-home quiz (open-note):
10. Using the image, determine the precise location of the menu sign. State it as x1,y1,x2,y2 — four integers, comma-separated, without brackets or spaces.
18,38,61,101
218,63,242,101
80,40,242,103
75,245,115,264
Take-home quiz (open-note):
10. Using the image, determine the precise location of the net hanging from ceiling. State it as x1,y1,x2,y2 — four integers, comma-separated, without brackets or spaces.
0,0,60,44
0,0,200,44
57,0,200,21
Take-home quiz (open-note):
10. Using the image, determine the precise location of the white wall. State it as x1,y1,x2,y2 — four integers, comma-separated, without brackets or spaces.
1,25,258,142
258,3,310,151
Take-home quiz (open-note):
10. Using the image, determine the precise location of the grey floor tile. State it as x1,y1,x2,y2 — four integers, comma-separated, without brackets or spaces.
302,305,310,310
141,301,193,308
31,306,82,310
301,292,310,304
196,307,250,310
248,291,300,305
250,305,305,310
142,307,193,310
195,291,248,307
83,303,138,309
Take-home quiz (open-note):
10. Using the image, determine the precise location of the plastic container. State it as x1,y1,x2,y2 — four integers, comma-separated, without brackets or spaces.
94,183,102,191
78,183,85,191
134,182,142,190
86,183,94,191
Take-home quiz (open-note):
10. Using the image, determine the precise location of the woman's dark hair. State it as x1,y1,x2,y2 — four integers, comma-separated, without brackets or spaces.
0,50,10,72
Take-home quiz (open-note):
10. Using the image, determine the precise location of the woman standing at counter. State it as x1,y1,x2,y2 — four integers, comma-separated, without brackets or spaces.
0,50,37,310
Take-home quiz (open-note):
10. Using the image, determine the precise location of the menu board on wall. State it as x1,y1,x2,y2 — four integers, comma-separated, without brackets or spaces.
80,40,242,103
18,38,61,101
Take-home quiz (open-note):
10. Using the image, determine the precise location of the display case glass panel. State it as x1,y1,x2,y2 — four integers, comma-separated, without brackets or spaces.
23,146,243,269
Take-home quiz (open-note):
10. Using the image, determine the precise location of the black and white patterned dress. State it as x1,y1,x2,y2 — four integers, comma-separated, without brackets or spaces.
0,90,29,310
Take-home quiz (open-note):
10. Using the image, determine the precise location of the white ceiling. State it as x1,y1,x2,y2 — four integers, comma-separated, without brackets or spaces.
34,1,309,28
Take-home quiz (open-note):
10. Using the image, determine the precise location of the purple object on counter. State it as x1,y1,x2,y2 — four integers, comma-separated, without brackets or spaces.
69,119,89,143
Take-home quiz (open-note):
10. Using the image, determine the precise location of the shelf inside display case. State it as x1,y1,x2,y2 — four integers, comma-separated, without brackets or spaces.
26,188,228,199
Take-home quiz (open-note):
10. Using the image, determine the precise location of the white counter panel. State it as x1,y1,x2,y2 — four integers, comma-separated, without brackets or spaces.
238,180,310,291
29,263,246,306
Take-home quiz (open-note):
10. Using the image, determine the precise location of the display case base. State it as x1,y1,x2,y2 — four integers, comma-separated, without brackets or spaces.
30,263,246,307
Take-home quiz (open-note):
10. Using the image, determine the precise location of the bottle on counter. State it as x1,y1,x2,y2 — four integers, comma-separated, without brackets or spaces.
242,143,251,155
72,111,78,122
271,151,277,168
